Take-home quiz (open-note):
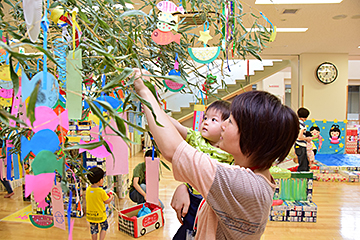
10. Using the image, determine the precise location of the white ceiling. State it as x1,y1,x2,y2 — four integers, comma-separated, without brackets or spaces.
240,0,360,58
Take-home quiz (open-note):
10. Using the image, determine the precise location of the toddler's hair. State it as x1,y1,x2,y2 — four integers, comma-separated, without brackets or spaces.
297,107,310,118
305,131,312,137
231,91,299,170
145,149,158,158
206,100,231,121
87,167,105,184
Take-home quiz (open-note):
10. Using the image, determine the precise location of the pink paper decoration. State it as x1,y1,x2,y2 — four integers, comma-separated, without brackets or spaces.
145,157,160,206
78,139,113,158
25,106,69,132
103,117,129,175
51,183,66,230
25,173,55,210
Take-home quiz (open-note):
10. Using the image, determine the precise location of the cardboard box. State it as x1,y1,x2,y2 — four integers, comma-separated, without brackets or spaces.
269,201,317,223
118,203,164,238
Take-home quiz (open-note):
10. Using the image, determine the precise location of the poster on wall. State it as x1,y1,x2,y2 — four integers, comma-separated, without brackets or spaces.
304,120,346,154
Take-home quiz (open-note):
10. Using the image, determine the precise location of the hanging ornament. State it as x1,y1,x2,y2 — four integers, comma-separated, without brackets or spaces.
151,29,181,45
157,1,185,14
188,23,220,64
157,21,178,32
164,53,185,92
198,30,213,45
22,0,42,42
260,12,277,42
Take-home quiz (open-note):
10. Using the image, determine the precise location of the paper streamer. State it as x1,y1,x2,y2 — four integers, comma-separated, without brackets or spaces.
193,104,205,132
67,188,72,236
6,147,13,181
103,117,129,175
145,157,160,206
128,112,134,133
260,12,276,42
68,219,75,240
54,38,67,88
66,50,82,119
13,153,20,180
51,183,66,230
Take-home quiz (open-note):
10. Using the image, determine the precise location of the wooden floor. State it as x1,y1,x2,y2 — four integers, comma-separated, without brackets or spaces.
1,152,360,240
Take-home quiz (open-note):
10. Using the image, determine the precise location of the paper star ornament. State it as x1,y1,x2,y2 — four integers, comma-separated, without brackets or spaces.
198,30,213,45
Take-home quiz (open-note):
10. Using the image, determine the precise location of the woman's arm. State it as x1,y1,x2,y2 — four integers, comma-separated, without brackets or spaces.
133,69,183,162
169,117,188,140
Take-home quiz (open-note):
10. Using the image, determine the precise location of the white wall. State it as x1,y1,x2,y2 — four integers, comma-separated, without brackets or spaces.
261,72,286,103
300,53,348,120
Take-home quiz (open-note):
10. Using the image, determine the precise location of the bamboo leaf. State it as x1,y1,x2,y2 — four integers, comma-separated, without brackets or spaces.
27,82,40,127
102,67,134,91
9,57,19,95
118,10,148,19
64,140,105,151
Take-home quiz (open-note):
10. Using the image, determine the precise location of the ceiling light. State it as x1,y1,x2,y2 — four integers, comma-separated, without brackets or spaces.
282,9,299,14
332,14,347,20
255,0,343,4
246,28,308,32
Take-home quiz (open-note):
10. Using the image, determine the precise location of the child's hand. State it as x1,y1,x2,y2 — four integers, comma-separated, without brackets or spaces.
133,68,151,95
171,184,190,224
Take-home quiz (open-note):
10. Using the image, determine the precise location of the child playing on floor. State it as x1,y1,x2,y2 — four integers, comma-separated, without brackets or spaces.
132,68,299,239
129,149,164,209
170,100,233,240
86,167,114,240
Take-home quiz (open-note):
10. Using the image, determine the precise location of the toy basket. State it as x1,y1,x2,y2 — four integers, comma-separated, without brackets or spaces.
118,203,164,238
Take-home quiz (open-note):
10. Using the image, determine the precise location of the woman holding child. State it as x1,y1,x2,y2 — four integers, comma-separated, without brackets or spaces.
132,69,299,240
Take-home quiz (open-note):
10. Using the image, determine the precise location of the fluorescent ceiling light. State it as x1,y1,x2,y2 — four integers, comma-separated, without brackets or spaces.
255,0,342,4
246,28,308,32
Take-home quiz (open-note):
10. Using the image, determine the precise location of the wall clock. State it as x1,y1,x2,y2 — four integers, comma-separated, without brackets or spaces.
316,62,338,84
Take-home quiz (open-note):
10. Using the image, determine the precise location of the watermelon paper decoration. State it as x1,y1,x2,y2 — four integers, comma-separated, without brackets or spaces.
163,79,184,92
188,46,220,64
163,69,184,92
29,215,54,229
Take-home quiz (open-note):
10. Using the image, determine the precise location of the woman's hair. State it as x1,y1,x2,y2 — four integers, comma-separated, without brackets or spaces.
231,91,299,170
329,124,341,137
206,100,231,121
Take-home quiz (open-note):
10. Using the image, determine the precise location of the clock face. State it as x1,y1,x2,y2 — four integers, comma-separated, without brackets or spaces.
316,62,338,84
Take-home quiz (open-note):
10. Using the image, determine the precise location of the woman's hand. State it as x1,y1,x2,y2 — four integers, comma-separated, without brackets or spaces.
133,68,151,96
171,184,190,224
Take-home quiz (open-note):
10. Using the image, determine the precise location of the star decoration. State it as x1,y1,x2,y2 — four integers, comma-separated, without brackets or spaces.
334,119,338,123
323,119,327,123
339,143,344,148
198,30,213,45
344,120,348,124
311,119,316,122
